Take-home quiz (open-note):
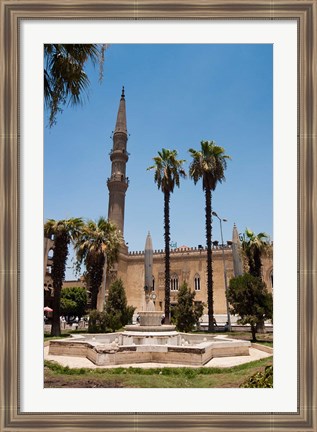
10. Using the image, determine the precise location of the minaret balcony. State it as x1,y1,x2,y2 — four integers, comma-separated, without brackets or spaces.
107,174,129,187
109,148,130,156
109,149,129,162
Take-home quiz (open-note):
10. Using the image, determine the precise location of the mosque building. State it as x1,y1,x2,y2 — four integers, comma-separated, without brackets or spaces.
44,88,273,321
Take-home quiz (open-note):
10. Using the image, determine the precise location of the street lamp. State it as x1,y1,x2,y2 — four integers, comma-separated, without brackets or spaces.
212,211,232,331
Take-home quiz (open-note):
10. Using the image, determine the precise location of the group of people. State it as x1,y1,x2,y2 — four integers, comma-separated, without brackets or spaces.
43,314,87,330
60,315,83,329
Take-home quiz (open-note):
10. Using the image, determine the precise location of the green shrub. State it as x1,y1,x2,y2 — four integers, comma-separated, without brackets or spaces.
88,310,107,333
173,282,204,332
227,274,273,342
240,365,273,388
105,310,122,332
122,305,135,326
105,279,136,331
88,280,135,333
60,286,87,318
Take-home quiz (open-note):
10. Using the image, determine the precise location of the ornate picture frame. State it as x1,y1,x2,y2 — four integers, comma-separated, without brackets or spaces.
1,0,316,430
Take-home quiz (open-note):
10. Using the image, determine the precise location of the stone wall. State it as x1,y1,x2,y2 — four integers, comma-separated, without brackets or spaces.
56,245,273,317
117,247,240,315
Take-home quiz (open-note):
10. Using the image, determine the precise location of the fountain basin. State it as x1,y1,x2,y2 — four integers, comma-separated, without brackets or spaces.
125,324,176,332
49,332,251,366
138,311,162,326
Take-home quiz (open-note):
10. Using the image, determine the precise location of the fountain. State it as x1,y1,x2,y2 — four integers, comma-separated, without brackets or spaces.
49,331,250,366
49,232,251,366
126,231,175,331
125,292,175,331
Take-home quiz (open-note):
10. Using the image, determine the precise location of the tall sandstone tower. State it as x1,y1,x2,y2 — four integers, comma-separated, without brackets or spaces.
107,87,129,236
103,87,130,307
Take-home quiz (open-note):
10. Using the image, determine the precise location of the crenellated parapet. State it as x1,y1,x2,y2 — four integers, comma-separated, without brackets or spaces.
128,244,233,257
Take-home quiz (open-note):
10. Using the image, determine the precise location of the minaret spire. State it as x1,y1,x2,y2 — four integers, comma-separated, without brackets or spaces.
107,88,129,235
114,86,127,135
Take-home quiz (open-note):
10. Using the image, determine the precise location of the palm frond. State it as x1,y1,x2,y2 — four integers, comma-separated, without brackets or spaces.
189,140,231,191
44,44,108,127
147,148,186,194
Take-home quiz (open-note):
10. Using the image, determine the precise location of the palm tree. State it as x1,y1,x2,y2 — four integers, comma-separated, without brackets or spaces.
74,217,122,311
241,229,272,333
44,218,83,336
147,149,186,324
44,44,107,127
189,141,231,332
241,229,271,278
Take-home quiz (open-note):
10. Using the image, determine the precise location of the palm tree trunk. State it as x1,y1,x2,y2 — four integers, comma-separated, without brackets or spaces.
97,255,107,312
89,254,105,310
164,190,171,324
91,285,98,311
50,233,69,336
51,283,62,336
205,188,214,332
253,248,263,278
251,323,257,342
254,249,265,333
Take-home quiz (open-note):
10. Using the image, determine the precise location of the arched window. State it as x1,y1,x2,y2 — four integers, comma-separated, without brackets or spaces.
194,273,201,291
152,276,155,291
170,273,179,291
270,270,273,291
47,248,54,259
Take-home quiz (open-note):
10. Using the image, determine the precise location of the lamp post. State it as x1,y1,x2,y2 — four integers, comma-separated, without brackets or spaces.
212,211,232,331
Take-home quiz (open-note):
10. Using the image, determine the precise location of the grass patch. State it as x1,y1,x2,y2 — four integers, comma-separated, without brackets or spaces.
44,334,71,342
191,330,273,345
254,341,273,347
44,329,89,342
227,332,273,345
44,357,273,388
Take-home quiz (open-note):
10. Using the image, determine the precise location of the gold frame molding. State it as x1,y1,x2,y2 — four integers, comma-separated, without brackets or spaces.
0,0,316,431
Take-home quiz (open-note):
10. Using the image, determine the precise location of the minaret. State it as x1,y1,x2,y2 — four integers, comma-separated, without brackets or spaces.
107,87,129,236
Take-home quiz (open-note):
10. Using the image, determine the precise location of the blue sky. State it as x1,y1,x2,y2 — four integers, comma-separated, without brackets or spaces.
44,44,273,279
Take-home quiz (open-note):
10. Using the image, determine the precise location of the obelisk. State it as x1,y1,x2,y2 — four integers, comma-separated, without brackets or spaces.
232,223,244,276
144,231,153,290
144,231,155,311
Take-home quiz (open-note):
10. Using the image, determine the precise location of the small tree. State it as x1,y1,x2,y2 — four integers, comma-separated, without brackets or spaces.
60,286,87,319
241,228,273,333
88,310,107,333
173,282,204,332
227,274,273,342
105,279,135,332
